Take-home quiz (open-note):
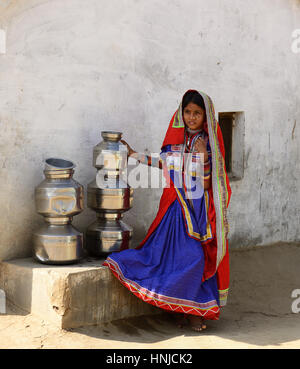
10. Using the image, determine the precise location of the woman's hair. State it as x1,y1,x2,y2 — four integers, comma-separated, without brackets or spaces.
182,90,206,112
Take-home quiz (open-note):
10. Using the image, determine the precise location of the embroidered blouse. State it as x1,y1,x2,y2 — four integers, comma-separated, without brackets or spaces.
130,130,212,181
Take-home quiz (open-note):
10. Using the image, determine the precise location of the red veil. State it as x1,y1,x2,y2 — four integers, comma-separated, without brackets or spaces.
136,90,232,306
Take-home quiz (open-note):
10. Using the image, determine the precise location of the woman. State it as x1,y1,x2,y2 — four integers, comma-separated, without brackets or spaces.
103,90,232,331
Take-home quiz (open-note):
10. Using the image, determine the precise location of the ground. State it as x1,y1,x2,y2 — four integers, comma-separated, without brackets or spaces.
0,303,300,349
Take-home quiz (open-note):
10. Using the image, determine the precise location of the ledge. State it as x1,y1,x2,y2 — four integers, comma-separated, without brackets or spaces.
0,257,160,329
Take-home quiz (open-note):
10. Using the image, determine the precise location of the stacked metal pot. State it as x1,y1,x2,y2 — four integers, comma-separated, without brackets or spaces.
33,158,84,264
85,131,133,256
33,131,133,264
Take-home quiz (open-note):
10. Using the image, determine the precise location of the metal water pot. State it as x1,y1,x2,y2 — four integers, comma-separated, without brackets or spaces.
86,131,133,256
33,158,84,264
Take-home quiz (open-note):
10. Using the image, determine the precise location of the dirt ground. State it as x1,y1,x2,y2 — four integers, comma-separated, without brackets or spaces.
1,243,300,349
1,303,300,349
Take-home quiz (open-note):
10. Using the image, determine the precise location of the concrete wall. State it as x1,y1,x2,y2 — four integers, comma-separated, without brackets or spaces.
0,0,299,260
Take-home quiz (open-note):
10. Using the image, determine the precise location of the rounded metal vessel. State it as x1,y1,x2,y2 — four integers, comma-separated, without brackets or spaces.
33,158,84,264
86,131,133,257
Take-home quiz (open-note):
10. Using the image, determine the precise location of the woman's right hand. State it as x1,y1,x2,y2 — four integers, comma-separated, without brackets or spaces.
120,139,136,157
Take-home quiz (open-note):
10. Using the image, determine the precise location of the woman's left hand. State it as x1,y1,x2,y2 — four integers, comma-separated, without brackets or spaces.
194,137,208,161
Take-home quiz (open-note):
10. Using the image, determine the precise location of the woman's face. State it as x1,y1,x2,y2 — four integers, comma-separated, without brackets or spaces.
183,102,206,130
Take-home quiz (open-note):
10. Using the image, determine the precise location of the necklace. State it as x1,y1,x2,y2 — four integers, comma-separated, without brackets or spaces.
186,127,203,134
185,127,203,147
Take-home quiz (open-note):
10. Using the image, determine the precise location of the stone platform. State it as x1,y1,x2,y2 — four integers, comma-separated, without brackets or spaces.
0,257,159,329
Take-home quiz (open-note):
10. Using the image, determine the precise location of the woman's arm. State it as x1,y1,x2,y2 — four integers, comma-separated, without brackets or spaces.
120,139,162,169
130,152,163,169
193,137,211,190
202,159,212,190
